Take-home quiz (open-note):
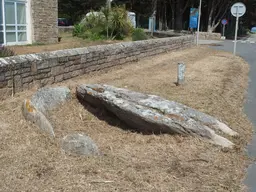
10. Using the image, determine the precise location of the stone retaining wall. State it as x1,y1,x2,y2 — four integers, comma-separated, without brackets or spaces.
0,36,194,98
146,30,221,40
197,32,221,40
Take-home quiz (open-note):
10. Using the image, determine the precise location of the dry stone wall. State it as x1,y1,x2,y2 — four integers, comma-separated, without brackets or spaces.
197,32,221,40
0,36,194,99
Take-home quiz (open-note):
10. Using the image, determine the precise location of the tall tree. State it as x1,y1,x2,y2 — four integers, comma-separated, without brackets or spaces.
206,0,232,32
59,0,256,32
175,0,190,30
58,0,106,23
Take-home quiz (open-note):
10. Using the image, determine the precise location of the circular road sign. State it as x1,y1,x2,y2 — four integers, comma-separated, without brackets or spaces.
231,2,246,17
221,19,228,25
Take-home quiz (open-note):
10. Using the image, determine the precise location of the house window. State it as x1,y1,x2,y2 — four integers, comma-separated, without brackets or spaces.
0,0,4,44
0,0,28,45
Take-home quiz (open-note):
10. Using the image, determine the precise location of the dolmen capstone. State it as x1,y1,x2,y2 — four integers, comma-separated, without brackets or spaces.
77,84,238,148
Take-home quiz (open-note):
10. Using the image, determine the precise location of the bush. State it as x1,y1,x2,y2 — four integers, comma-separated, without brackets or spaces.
73,24,85,37
0,46,15,57
81,30,106,41
109,6,133,40
132,28,148,41
76,6,134,41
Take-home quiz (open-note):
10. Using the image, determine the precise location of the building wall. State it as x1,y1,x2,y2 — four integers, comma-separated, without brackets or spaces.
30,0,58,44
0,36,194,99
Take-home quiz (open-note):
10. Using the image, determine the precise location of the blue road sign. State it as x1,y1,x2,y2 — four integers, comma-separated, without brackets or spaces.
221,19,228,25
189,8,199,29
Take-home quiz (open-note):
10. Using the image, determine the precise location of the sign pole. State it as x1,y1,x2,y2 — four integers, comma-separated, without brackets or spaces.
196,0,202,46
221,19,228,39
233,6,239,55
231,2,246,55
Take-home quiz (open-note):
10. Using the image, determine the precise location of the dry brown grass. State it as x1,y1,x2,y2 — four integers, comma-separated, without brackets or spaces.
0,47,252,192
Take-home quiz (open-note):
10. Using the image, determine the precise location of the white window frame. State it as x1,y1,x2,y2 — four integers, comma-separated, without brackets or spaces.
0,0,31,45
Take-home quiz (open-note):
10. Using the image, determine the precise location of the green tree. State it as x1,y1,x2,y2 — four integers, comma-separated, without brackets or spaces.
59,0,256,33
58,0,106,23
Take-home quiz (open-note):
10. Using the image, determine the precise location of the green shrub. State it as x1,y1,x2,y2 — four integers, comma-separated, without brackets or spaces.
76,6,134,41
109,6,133,40
80,30,106,41
73,24,85,37
0,46,15,57
132,28,148,41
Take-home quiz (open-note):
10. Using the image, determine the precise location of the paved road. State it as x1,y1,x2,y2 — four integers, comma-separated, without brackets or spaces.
202,38,256,191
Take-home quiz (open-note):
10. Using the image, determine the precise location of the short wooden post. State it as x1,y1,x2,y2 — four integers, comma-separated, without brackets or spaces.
177,62,185,85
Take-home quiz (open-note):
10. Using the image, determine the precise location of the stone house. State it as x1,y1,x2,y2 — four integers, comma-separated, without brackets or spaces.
0,0,58,45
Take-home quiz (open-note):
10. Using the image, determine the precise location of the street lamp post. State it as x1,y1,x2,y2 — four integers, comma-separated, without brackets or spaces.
196,0,202,46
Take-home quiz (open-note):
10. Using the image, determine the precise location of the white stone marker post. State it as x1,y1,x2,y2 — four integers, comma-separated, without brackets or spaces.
177,63,186,85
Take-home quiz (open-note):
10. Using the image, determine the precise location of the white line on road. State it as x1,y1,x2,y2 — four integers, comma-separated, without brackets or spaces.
232,40,255,44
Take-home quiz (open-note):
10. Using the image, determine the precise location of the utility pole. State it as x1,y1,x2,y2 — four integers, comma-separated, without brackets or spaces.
196,0,202,46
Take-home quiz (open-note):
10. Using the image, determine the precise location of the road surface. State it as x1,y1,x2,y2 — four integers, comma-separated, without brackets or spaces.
201,37,256,192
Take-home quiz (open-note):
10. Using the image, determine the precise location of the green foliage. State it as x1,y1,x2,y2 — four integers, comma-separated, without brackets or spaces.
72,24,85,37
132,28,148,41
0,46,15,57
58,0,106,23
76,6,134,41
80,30,106,41
110,6,133,39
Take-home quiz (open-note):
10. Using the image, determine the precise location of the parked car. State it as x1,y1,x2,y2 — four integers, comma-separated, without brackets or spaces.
58,18,72,26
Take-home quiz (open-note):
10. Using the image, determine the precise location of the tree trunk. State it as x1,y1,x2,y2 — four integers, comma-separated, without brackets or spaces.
210,19,221,32
158,2,163,30
164,0,168,30
171,7,175,29
169,0,175,29
137,13,141,28
175,0,184,31
176,14,183,31
208,0,230,33
207,0,215,32
159,6,165,30
159,19,163,30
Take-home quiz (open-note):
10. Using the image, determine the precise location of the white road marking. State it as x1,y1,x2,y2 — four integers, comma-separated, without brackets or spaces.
232,40,255,44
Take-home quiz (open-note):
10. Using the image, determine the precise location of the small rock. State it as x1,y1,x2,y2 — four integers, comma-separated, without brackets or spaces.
62,133,99,156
